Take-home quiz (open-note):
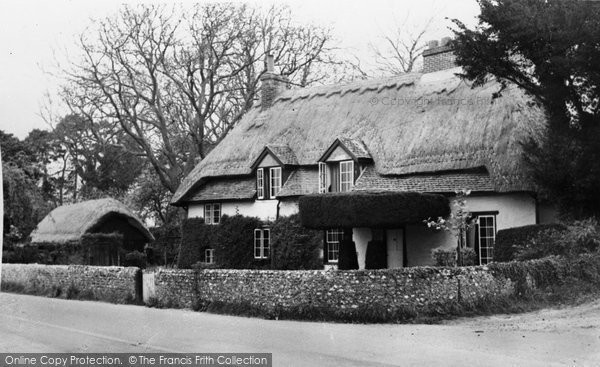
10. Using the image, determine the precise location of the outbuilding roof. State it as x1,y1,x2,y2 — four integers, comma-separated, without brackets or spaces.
30,198,154,244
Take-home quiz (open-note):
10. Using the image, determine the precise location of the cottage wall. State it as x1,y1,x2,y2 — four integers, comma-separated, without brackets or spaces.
188,200,282,222
466,193,537,230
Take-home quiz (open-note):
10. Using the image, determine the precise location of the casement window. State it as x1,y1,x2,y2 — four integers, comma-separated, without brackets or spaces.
204,248,214,264
319,160,355,193
339,160,354,192
204,203,221,225
318,162,328,193
256,167,282,200
256,168,265,199
269,167,282,198
254,228,270,259
325,229,344,263
476,215,496,265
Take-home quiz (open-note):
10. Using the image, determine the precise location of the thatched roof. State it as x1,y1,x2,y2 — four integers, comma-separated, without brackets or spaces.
354,166,494,193
173,67,545,205
30,198,154,244
322,138,372,161
189,177,256,202
277,167,319,197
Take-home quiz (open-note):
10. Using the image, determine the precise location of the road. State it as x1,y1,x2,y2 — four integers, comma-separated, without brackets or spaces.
0,292,599,366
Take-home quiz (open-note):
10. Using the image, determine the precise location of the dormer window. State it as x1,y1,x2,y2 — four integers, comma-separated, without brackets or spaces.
318,138,371,194
251,144,297,201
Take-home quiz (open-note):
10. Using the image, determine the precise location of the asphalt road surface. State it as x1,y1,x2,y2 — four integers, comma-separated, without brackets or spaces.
1,292,599,366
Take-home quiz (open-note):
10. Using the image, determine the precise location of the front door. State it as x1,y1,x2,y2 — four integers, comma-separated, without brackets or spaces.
386,229,404,268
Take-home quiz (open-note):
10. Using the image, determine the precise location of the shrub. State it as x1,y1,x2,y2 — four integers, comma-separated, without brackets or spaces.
299,192,450,229
432,247,477,267
270,214,323,270
432,248,455,266
365,239,387,269
495,224,567,262
149,224,181,266
559,219,600,257
461,247,477,266
124,251,147,268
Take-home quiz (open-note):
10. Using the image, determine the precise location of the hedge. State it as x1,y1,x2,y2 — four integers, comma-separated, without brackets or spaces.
299,192,450,229
495,224,568,262
270,214,322,270
178,215,266,269
178,218,219,268
214,215,265,269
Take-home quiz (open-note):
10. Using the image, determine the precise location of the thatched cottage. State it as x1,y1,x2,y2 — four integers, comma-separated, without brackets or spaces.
171,38,556,269
31,198,154,265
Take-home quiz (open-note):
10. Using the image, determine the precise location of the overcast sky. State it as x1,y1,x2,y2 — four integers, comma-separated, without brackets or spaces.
0,0,479,139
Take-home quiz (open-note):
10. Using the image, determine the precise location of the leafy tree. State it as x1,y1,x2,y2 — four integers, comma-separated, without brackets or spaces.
452,0,600,219
59,4,340,194
52,114,144,202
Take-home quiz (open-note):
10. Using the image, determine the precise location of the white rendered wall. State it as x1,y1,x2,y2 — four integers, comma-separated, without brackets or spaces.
188,200,279,222
352,227,372,270
279,200,299,217
404,193,538,266
465,193,537,230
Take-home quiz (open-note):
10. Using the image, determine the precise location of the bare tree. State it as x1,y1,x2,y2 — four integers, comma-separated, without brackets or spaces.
60,4,338,194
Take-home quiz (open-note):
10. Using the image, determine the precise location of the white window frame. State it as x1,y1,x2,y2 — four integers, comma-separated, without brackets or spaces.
256,168,265,199
477,215,496,265
318,162,328,193
269,167,282,199
339,160,354,192
204,248,214,264
325,229,343,263
204,203,221,225
254,228,271,259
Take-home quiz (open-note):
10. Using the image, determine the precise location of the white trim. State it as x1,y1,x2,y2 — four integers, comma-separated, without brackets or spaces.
477,215,496,265
204,203,221,225
269,167,282,198
325,229,343,263
339,160,354,192
204,248,214,264
256,168,265,199
318,162,328,193
254,228,270,259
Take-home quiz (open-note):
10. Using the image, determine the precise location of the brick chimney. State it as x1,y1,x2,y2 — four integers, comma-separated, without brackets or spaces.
422,37,456,73
260,54,289,109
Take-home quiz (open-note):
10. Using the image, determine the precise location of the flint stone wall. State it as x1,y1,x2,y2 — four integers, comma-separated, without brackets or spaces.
148,266,514,312
1,263,141,303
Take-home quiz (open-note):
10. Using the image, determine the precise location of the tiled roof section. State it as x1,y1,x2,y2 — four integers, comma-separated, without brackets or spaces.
189,177,256,202
338,137,371,160
267,144,298,165
353,166,495,193
278,167,319,197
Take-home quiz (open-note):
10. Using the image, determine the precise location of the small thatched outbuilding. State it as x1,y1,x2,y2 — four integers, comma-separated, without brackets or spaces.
30,198,154,265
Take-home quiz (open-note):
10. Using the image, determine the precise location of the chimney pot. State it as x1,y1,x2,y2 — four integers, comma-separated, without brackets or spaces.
266,54,275,73
427,40,439,49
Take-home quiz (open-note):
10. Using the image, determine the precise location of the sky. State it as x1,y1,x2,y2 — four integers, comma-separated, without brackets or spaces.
0,0,480,139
